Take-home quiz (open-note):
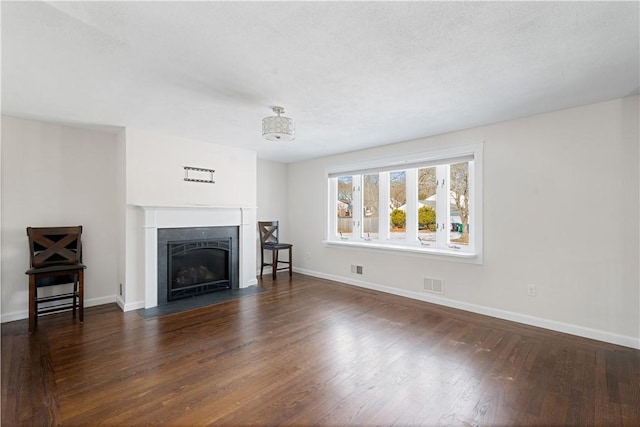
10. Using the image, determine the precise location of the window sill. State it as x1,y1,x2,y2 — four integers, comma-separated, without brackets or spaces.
324,239,480,263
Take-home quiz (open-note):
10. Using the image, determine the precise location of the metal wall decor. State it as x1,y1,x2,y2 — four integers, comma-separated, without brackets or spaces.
183,166,215,184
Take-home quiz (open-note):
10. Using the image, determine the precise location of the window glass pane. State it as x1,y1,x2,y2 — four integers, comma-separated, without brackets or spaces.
337,176,353,238
450,162,470,246
362,174,379,240
389,171,406,240
417,167,437,244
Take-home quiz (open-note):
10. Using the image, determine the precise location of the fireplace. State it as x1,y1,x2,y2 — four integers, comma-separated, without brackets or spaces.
133,205,257,311
168,238,231,300
158,226,239,305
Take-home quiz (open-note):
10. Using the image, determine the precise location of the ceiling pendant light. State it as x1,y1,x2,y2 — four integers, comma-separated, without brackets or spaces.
262,106,295,141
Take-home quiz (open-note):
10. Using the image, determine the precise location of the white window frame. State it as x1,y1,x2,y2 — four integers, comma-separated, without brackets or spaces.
325,142,483,264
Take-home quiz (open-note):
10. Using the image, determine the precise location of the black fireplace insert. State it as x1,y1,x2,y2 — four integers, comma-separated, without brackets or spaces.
168,239,231,301
158,226,239,304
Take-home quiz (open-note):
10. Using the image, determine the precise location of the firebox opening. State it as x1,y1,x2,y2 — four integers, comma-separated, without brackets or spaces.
168,239,231,301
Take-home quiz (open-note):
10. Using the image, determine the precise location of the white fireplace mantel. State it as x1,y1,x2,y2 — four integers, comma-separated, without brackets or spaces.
136,204,257,309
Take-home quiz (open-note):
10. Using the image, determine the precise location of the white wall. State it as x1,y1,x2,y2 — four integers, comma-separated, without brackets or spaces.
119,128,257,310
288,97,640,348
1,116,119,321
124,128,256,207
257,159,289,226
256,159,289,273
115,129,127,304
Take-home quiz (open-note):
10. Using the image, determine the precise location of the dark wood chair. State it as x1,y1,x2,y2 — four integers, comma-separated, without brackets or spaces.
258,221,293,280
25,226,86,333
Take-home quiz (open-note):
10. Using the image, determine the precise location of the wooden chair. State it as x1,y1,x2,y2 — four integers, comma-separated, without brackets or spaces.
258,221,293,280
25,226,86,333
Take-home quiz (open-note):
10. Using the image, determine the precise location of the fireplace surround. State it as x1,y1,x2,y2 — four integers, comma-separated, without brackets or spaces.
136,205,257,310
157,226,239,305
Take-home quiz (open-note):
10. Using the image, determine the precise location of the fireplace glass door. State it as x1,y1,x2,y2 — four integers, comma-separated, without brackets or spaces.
167,238,231,301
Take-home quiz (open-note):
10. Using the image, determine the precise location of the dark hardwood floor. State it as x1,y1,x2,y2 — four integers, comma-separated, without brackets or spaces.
2,274,639,426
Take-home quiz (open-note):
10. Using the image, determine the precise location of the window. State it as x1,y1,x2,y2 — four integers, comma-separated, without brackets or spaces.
336,176,353,238
362,174,379,240
417,166,437,244
326,143,483,261
389,171,406,240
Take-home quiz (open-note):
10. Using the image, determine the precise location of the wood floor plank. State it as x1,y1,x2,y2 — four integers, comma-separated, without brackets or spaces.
2,273,639,426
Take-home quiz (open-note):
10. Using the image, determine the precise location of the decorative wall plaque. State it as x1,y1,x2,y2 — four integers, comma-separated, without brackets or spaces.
184,166,215,184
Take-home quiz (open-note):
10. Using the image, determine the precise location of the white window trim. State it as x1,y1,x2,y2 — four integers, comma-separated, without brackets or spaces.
324,142,483,264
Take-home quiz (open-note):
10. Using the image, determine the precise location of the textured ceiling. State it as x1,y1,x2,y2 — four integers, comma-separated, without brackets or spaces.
2,1,639,163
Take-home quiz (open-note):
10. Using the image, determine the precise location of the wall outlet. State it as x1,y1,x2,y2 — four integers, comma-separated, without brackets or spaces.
119,283,123,296
351,264,357,274
527,284,537,297
356,265,363,275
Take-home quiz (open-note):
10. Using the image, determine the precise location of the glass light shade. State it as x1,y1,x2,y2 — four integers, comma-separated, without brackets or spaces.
262,113,295,141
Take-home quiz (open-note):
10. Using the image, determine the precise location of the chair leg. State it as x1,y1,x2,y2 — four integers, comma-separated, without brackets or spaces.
260,248,264,278
73,276,78,317
78,269,84,323
272,249,278,280
28,275,36,333
289,247,293,277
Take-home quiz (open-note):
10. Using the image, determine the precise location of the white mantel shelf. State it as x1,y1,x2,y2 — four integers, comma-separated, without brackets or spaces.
134,204,257,209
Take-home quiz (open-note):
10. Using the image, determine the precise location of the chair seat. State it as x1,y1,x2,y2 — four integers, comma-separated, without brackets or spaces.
26,263,86,275
263,242,293,250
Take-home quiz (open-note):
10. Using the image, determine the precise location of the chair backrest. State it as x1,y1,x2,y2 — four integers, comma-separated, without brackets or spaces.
258,221,280,247
27,226,83,268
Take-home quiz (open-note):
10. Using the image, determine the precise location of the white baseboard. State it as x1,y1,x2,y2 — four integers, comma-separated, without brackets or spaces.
293,267,640,350
1,294,118,323
116,296,145,312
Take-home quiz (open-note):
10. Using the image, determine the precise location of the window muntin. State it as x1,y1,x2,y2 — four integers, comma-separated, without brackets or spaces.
326,144,482,258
